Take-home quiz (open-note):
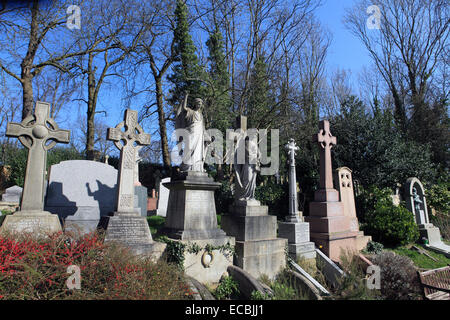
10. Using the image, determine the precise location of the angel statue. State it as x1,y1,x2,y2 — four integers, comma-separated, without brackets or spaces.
175,92,211,172
234,135,261,202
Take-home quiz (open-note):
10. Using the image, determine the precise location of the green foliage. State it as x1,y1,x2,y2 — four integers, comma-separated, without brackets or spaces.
214,179,233,215
371,251,421,300
146,216,165,237
247,57,272,129
364,241,384,255
168,0,205,106
355,186,394,223
213,275,239,300
255,180,288,219
158,236,186,269
364,203,419,247
331,96,437,189
426,181,450,215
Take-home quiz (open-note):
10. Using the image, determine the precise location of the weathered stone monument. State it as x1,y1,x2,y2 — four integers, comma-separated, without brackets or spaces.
156,177,170,217
1,185,22,203
100,109,164,257
334,167,371,251
404,177,449,256
133,147,148,217
221,115,286,279
278,139,316,261
305,120,359,262
162,93,234,283
0,101,69,235
45,160,118,234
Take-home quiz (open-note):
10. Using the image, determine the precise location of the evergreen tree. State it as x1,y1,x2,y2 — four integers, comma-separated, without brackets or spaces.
168,0,205,106
246,56,271,129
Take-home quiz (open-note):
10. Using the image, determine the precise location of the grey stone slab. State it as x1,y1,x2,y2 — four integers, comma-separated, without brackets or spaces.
45,160,117,234
134,185,148,217
278,221,311,244
156,177,170,217
1,185,22,203
221,214,277,241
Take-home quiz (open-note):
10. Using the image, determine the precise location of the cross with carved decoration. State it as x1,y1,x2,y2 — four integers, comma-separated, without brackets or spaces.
107,109,150,213
6,101,70,212
313,120,336,189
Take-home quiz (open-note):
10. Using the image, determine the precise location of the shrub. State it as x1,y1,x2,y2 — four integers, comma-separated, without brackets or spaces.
426,181,450,216
255,180,288,219
371,251,421,300
364,204,419,247
214,179,233,215
0,231,193,300
213,275,239,300
358,186,419,246
365,241,384,255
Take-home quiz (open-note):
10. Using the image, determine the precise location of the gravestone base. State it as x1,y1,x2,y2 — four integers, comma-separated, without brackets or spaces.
171,237,235,284
0,211,62,236
222,202,287,280
100,212,165,260
162,172,228,241
278,221,317,260
309,231,359,262
355,231,372,251
234,238,287,280
419,224,442,245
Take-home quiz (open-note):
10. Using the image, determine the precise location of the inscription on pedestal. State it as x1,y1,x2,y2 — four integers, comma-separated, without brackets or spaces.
105,217,152,243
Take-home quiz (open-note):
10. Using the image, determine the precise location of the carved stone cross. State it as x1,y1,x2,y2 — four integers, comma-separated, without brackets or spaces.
285,138,300,222
107,109,150,213
6,101,70,212
313,120,336,190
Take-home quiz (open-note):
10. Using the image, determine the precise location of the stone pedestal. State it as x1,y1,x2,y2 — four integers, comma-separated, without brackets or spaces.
162,171,234,284
305,189,359,262
162,172,228,240
222,200,287,280
278,218,316,261
1,211,62,235
100,213,165,259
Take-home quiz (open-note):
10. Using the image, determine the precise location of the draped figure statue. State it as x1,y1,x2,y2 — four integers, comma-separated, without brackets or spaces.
175,93,210,172
234,135,260,201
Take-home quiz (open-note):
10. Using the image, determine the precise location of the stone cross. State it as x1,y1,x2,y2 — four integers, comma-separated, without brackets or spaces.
6,101,70,212
107,109,150,214
314,120,336,190
285,138,300,222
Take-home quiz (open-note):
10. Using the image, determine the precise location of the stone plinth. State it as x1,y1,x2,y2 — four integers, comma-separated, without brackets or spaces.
162,172,228,241
173,237,235,284
278,219,316,260
100,213,165,259
1,211,62,235
222,201,287,280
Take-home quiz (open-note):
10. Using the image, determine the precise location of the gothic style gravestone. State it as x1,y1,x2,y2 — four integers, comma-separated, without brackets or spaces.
404,177,449,257
221,116,286,280
100,109,165,257
334,167,371,251
1,185,23,203
305,120,359,262
45,160,118,234
0,101,69,236
278,139,316,261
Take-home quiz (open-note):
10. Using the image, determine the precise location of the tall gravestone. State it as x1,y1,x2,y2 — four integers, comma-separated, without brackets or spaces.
221,116,286,280
278,139,316,261
156,177,170,217
0,101,69,236
45,160,118,234
100,109,165,257
162,93,234,284
334,167,371,251
404,177,449,256
305,120,359,262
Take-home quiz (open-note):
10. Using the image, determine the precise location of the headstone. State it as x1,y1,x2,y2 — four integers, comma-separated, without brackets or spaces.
334,167,371,251
45,160,118,234
0,101,68,236
221,115,286,280
147,189,157,215
161,93,234,284
305,120,359,262
100,109,165,258
156,177,170,217
134,185,148,217
278,139,316,261
1,185,23,203
404,177,449,256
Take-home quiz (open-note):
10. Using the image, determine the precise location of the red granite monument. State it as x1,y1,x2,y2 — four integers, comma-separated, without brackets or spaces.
305,120,359,261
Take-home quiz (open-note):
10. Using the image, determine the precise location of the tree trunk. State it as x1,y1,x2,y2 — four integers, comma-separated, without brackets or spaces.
86,55,96,160
155,77,171,167
21,74,34,120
